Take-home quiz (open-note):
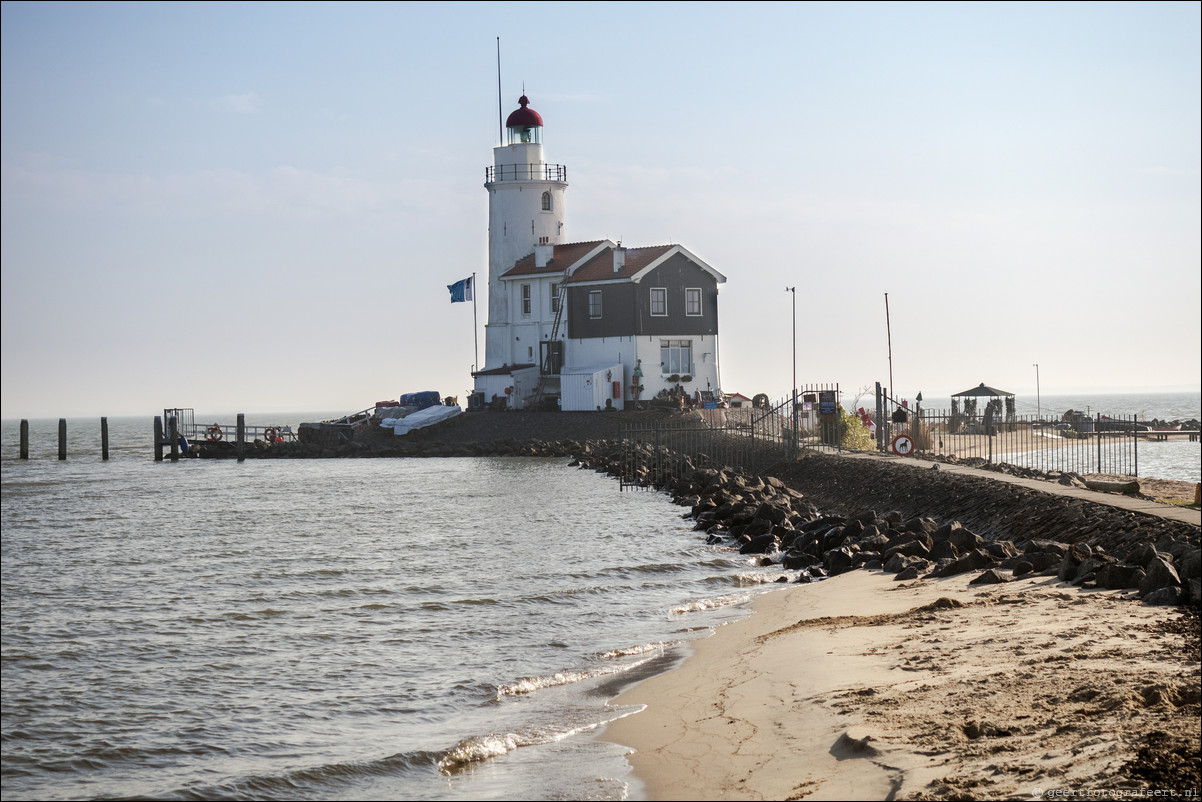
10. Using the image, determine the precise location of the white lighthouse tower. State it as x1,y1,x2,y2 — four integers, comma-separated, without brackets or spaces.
481,95,568,375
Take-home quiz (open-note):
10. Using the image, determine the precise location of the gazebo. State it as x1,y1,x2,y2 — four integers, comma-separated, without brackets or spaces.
951,383,1016,431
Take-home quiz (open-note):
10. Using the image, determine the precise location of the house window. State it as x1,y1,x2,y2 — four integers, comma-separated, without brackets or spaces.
650,287,667,316
660,340,693,375
550,283,560,315
521,284,532,316
588,290,603,319
685,287,702,316
541,192,552,211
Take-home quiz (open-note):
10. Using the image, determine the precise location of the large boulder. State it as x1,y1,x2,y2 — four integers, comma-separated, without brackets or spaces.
933,548,995,578
969,568,1011,586
1139,555,1182,597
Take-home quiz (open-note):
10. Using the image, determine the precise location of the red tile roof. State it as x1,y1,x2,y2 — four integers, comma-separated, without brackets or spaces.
564,244,676,284
502,240,609,278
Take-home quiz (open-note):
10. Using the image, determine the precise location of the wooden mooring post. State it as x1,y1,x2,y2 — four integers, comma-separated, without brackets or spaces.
168,416,179,462
154,416,164,462
237,413,246,462
17,418,113,460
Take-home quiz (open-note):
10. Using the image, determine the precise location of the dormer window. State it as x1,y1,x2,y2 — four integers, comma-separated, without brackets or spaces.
541,192,552,211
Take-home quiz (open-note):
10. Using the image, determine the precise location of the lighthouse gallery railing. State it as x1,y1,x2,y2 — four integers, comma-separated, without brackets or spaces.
485,164,567,183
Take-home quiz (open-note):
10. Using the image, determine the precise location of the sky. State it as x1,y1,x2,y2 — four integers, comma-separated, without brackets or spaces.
2,1,1199,419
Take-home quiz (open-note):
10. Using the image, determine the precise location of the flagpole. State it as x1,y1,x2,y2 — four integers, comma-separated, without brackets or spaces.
472,272,478,372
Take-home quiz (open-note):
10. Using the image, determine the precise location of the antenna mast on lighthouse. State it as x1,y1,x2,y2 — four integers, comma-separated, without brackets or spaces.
496,38,503,142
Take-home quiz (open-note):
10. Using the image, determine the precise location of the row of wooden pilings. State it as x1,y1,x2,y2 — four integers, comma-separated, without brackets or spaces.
154,413,251,462
17,418,110,460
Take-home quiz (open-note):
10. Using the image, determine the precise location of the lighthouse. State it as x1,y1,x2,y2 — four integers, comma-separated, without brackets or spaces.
482,95,568,371
471,93,727,412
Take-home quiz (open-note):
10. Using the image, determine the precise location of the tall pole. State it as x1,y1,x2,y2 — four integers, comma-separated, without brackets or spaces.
496,38,503,143
885,292,893,401
787,286,796,456
472,272,479,372
1033,362,1040,421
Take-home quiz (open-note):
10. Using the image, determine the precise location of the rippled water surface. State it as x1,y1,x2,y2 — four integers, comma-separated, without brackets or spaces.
2,424,785,801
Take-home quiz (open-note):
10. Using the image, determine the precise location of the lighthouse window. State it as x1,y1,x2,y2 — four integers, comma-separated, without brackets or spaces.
541,192,552,211
650,288,667,316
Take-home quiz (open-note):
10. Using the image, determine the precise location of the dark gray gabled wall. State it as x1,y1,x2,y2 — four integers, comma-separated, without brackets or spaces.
566,253,719,339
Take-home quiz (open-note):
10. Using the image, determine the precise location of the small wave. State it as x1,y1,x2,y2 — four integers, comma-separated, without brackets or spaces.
670,592,752,615
599,641,672,659
437,732,520,771
497,669,595,697
108,745,446,800
437,716,621,774
495,654,657,698
732,572,785,586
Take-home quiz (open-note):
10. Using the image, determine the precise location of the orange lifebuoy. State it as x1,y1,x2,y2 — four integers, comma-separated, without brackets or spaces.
206,425,223,442
263,427,278,442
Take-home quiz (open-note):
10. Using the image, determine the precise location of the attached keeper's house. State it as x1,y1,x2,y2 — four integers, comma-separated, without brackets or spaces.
472,95,726,410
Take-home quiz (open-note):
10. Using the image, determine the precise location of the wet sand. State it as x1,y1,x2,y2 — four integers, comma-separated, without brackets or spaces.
604,570,1200,800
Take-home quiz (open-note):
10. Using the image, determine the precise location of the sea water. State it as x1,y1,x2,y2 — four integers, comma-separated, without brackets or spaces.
2,393,1198,800
2,417,783,801
1013,391,1200,483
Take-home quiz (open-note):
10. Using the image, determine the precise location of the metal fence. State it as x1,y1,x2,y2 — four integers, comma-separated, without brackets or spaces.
617,383,1146,488
618,395,799,489
876,406,1142,476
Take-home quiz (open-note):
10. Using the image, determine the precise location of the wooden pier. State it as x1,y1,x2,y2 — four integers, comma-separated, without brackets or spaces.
154,408,295,462
1139,429,1200,442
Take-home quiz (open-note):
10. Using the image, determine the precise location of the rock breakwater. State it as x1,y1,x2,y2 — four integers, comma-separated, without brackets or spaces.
567,443,1200,608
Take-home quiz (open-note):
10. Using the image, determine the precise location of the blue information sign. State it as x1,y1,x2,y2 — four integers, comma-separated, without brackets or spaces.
818,390,837,415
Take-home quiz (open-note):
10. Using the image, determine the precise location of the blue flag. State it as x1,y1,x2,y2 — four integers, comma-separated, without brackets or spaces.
448,276,473,303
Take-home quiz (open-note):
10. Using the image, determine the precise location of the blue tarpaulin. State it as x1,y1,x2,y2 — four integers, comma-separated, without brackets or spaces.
400,391,442,410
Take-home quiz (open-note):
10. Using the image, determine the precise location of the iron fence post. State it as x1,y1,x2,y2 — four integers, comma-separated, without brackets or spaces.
1134,414,1138,477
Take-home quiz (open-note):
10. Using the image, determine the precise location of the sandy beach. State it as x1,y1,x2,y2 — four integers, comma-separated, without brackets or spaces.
604,570,1200,800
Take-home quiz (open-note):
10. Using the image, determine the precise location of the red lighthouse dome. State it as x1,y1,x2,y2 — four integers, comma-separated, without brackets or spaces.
505,95,543,144
505,95,543,128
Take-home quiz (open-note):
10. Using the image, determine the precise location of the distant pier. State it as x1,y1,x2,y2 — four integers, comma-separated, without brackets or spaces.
155,408,295,462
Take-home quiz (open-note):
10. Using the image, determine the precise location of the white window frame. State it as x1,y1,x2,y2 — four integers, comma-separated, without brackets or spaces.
541,191,552,211
521,284,532,316
588,290,602,319
650,287,667,316
685,287,702,316
550,283,560,315
659,340,693,375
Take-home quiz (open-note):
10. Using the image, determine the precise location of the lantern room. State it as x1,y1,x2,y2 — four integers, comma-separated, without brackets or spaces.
505,95,543,145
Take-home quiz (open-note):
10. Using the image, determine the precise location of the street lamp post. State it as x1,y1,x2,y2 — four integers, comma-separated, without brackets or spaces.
1033,363,1040,422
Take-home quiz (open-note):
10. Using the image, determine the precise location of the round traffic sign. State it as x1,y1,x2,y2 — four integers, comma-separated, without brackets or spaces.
891,433,915,456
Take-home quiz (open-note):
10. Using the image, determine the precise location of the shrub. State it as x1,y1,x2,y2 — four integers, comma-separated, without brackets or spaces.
838,404,876,451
